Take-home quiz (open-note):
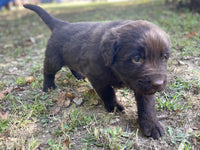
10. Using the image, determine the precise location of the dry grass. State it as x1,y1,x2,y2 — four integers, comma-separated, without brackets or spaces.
0,0,200,149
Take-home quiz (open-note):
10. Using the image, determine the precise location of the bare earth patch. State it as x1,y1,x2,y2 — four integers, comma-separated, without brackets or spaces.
0,1,200,149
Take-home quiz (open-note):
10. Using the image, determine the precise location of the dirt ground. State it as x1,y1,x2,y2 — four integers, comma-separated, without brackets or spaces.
0,1,200,149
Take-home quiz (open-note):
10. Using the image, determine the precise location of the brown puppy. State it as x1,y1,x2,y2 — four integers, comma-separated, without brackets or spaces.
24,4,170,139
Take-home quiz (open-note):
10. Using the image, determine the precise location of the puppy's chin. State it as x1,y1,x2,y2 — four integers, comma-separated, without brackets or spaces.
134,86,166,95
143,90,160,95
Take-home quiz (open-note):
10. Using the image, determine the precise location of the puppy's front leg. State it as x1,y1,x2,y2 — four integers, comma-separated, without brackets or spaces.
135,92,164,139
95,85,124,112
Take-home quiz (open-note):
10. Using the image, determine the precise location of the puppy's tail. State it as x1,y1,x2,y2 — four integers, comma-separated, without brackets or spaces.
23,4,65,31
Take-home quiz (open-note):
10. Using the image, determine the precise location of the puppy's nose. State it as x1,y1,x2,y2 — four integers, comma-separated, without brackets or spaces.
152,79,164,87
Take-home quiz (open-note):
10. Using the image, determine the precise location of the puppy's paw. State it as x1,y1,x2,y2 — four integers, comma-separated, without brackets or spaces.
43,84,56,92
105,102,125,112
140,120,164,139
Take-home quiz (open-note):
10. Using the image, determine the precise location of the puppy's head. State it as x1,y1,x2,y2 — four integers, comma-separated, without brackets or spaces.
100,20,171,94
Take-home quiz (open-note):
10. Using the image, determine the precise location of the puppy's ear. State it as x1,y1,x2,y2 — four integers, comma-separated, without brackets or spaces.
100,30,120,66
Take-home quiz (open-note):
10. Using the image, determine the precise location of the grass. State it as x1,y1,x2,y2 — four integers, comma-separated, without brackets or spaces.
0,119,9,133
0,0,200,149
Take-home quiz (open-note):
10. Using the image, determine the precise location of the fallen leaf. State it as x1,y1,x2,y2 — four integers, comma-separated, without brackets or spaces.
25,76,36,83
8,137,18,142
63,80,67,84
51,107,61,115
9,67,18,72
86,89,99,106
184,32,197,39
0,87,13,100
5,87,13,94
36,34,44,39
192,137,197,145
177,60,186,66
0,110,8,120
0,137,5,141
13,86,24,92
57,92,72,107
0,92,5,100
52,99,57,103
64,99,71,107
94,127,100,139
180,13,186,17
89,99,99,106
66,92,75,99
29,37,35,44
192,126,198,130
158,115,169,120
18,54,26,58
87,89,96,96
63,138,70,148
26,37,35,45
55,73,62,80
57,92,66,106
73,97,83,105
4,44,14,49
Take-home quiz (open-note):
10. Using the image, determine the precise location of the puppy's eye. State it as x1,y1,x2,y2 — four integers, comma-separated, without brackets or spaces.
132,56,143,64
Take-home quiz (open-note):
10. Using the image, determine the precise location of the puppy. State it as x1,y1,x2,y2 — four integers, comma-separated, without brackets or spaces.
24,4,171,139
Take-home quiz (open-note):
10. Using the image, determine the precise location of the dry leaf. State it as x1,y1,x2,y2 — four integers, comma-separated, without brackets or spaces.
57,99,65,107
52,99,57,103
192,126,198,130
192,137,197,145
36,34,44,39
66,93,75,99
87,89,96,96
57,92,72,107
52,107,61,115
63,80,67,84
0,86,24,100
73,97,83,105
55,73,62,80
0,87,13,100
63,138,70,148
64,100,71,107
0,92,5,100
13,86,24,92
9,67,18,72
29,37,35,44
184,32,197,39
0,110,8,120
4,44,14,49
90,99,99,106
8,137,18,142
5,87,13,94
26,37,35,45
57,92,66,106
25,76,36,83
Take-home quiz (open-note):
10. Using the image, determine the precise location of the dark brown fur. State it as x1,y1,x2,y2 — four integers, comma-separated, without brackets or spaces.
24,4,171,139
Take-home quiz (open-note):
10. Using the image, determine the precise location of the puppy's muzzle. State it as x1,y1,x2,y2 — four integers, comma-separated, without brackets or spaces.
136,74,167,94
151,78,166,91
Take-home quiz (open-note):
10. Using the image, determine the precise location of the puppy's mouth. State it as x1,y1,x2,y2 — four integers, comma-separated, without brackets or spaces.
135,86,165,95
133,78,167,95
143,87,164,95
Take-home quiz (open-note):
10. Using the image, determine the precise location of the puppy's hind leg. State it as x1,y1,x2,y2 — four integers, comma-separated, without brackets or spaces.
95,85,124,112
43,56,63,92
70,69,85,80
